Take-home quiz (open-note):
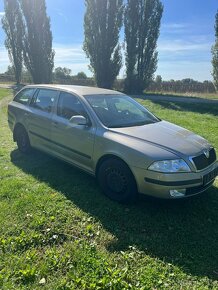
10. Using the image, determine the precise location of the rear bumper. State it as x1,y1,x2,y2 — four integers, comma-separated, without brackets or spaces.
132,161,218,199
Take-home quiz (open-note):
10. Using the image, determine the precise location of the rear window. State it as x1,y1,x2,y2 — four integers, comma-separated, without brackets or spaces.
14,88,36,105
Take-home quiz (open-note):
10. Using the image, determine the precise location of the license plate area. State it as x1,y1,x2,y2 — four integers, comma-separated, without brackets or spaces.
203,167,218,185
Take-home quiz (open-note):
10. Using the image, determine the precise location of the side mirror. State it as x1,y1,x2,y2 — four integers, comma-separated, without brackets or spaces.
69,115,88,126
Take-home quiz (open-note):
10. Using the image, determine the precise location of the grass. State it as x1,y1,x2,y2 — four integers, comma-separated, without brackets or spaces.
0,88,12,101
0,88,218,289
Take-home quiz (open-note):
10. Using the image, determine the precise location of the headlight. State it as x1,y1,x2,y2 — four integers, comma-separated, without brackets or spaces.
148,159,191,173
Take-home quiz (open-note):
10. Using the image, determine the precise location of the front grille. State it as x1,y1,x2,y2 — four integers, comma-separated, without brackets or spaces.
192,148,216,170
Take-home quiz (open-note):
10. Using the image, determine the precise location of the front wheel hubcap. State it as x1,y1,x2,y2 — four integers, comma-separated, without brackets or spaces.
106,168,127,194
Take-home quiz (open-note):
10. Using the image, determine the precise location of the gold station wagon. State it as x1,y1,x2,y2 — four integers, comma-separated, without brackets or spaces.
8,85,218,203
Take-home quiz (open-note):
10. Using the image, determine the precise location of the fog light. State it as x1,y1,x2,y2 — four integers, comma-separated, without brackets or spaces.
170,189,186,198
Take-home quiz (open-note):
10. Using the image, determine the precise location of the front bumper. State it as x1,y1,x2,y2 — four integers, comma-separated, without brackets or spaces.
132,161,218,199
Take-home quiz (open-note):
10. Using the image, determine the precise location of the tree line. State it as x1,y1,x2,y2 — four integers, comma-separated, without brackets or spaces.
148,76,216,94
1,65,215,94
0,65,94,85
2,0,218,93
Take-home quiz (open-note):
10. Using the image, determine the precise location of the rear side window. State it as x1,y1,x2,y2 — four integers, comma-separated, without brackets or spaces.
31,89,59,113
57,92,87,120
14,88,36,105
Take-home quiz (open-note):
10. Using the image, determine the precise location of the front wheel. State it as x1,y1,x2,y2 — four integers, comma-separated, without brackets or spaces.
97,158,138,203
15,126,31,154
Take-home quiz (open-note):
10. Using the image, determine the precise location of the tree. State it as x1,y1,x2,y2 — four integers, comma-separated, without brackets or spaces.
83,0,123,89
21,67,32,83
2,0,23,84
21,0,54,84
212,10,218,90
54,67,72,80
4,65,15,76
124,0,163,94
76,72,88,79
154,75,162,91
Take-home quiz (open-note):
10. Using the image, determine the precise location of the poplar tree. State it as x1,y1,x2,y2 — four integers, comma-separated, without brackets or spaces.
2,0,23,84
212,10,218,90
124,0,163,93
83,0,123,89
21,0,54,84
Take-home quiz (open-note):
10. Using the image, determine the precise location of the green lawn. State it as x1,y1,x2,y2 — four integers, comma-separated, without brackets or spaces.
0,89,218,289
0,88,12,101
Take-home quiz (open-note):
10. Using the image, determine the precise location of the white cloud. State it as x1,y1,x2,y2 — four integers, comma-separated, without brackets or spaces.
158,39,211,53
161,22,190,34
53,43,91,75
54,43,86,62
0,43,91,75
162,23,188,30
0,42,213,81
156,36,213,80
157,60,212,81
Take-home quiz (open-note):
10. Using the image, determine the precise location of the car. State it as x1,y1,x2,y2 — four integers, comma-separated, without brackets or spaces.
8,85,218,203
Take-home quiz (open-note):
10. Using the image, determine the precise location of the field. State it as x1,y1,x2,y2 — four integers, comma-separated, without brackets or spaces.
0,88,218,289
144,92,218,100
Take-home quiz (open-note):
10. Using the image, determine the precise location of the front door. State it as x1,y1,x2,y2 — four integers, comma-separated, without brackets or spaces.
51,91,96,173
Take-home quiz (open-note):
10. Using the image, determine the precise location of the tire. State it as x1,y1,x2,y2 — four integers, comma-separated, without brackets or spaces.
97,158,138,203
15,126,31,154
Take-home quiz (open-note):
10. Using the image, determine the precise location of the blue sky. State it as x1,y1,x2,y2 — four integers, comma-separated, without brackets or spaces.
0,0,217,81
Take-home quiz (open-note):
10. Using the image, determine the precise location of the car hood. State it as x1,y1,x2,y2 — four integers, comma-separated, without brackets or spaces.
109,121,210,157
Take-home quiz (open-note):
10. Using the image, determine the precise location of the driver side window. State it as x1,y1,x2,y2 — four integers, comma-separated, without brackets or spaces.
57,92,87,120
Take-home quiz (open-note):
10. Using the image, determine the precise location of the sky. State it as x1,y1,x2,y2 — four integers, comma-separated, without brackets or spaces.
0,0,217,81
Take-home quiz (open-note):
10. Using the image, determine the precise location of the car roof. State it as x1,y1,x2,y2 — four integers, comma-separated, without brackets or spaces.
24,84,124,96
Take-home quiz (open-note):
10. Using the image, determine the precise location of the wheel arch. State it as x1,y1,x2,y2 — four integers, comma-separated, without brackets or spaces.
95,154,138,191
13,123,27,142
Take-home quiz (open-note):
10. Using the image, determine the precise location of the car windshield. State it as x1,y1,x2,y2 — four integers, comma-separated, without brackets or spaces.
84,94,160,128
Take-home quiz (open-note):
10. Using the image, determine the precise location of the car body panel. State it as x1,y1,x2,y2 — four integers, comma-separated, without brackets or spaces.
133,160,218,198
28,107,54,151
50,114,96,172
110,120,210,157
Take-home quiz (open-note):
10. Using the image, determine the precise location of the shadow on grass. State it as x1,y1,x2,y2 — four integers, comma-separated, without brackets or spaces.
137,97,218,117
11,149,218,280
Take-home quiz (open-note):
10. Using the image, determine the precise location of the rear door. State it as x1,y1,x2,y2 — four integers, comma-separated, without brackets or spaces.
27,89,59,152
51,91,96,173
8,88,36,131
